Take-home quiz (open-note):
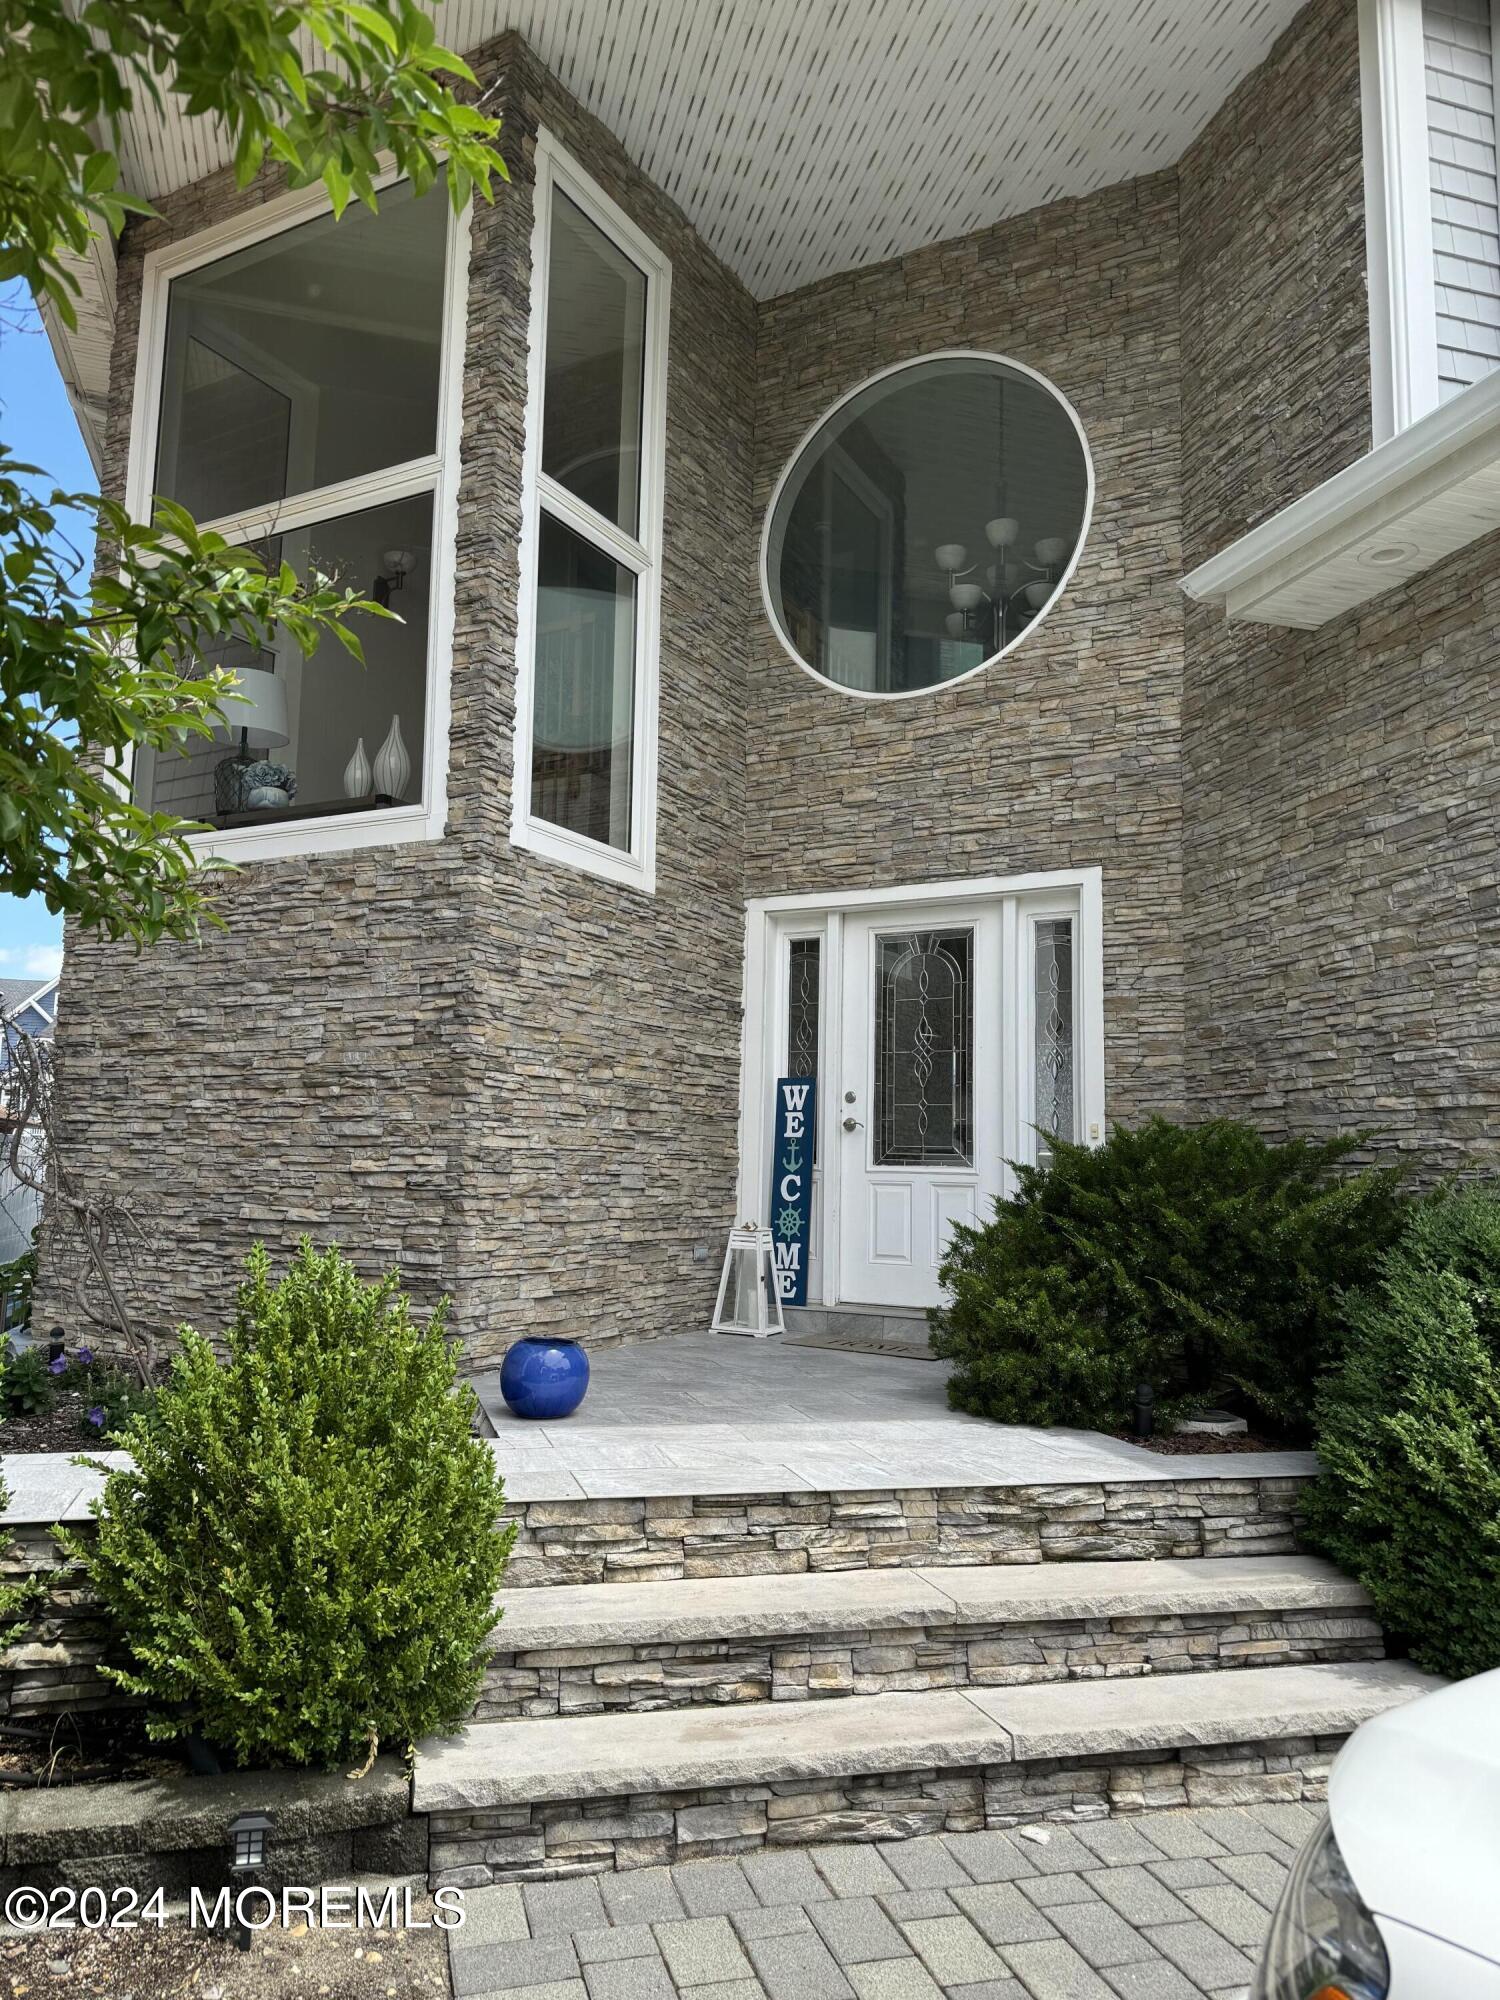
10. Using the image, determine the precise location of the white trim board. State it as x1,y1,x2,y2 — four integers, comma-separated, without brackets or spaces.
122,167,468,867
508,130,671,896
1180,363,1500,627
1360,0,1441,443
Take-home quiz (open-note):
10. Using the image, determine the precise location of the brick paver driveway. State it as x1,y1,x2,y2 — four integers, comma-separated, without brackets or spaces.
447,1803,1305,1999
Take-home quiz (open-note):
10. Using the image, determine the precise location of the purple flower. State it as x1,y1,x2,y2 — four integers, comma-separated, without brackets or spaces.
48,1355,67,1375
85,1406,105,1429
76,1347,94,1367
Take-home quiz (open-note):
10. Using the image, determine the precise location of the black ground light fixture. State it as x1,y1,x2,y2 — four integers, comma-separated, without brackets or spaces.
228,1809,276,1951
1133,1381,1155,1440
47,1326,65,1365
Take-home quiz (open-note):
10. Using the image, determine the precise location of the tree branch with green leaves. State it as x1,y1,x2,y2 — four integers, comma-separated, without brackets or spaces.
1,454,401,941
0,0,505,945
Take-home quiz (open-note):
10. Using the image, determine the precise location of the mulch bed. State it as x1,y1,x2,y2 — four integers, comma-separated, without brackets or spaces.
0,1709,180,1791
1114,1428,1291,1454
0,1904,452,1997
0,1389,110,1455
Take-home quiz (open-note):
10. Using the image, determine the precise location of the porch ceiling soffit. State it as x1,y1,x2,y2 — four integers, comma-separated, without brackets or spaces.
55,0,1307,449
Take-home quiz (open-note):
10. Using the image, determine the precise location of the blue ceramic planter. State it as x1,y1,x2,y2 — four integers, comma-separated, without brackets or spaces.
500,1336,590,1420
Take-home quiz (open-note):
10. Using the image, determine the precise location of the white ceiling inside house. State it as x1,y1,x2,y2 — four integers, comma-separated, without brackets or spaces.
113,0,1309,302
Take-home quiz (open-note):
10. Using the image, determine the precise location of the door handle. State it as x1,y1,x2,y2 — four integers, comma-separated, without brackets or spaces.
842,1116,863,1132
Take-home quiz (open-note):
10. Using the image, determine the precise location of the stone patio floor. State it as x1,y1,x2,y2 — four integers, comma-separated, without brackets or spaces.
447,1802,1301,1999
472,1333,1315,1503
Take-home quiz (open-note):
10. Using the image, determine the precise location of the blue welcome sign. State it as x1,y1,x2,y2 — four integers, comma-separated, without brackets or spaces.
769,1077,817,1307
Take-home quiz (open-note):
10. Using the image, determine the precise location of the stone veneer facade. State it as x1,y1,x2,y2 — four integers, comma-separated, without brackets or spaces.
1178,0,1500,1170
39,35,756,1363
37,0,1500,1353
747,170,1188,1131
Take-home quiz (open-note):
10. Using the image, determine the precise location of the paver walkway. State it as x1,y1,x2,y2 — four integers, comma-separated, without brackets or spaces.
447,1804,1303,1999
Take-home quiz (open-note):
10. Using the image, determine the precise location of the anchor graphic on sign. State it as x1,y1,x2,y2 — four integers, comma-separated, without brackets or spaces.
782,1138,804,1173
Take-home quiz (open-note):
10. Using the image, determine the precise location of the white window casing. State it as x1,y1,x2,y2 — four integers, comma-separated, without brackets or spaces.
1185,0,1500,625
1361,0,1500,440
510,133,672,894
125,167,470,865
1361,0,1443,440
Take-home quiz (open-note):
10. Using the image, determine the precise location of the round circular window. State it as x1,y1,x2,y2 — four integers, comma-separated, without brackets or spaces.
762,351,1092,699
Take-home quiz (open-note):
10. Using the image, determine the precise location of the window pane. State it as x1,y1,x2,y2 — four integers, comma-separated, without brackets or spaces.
156,182,447,522
1035,918,1076,1161
768,355,1088,693
542,190,647,536
144,492,432,827
786,939,821,1080
786,937,821,1164
874,930,974,1167
530,511,637,850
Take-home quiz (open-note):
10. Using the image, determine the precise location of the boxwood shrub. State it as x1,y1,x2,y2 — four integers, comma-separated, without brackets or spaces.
929,1118,1406,1437
1303,1187,1500,1680
63,1241,514,1769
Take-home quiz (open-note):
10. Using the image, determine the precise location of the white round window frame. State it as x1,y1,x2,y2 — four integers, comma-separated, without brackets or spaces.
759,348,1096,703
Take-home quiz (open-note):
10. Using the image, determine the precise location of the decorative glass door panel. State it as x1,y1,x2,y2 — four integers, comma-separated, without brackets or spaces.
874,930,974,1167
839,906,1002,1308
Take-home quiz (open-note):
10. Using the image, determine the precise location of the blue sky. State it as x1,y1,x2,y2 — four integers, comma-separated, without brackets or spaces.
0,280,94,985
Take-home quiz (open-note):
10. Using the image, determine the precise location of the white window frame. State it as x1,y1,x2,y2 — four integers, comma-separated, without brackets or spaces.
124,165,470,865
737,869,1106,1310
510,132,671,895
1360,0,1500,440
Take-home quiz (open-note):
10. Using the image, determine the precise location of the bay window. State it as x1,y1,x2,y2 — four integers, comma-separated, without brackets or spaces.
128,174,466,858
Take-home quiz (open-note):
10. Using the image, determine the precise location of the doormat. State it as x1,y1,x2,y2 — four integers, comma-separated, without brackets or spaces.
783,1331,941,1361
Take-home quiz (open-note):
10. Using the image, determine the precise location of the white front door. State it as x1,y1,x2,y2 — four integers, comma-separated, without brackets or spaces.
837,905,1004,1308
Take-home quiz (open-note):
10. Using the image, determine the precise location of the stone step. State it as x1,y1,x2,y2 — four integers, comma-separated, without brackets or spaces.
502,1468,1316,1587
419,1658,1439,1885
479,1556,1382,1718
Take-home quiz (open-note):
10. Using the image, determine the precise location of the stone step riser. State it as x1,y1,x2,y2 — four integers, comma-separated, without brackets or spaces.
428,1732,1346,1887
502,1474,1312,1589
479,1607,1385,1719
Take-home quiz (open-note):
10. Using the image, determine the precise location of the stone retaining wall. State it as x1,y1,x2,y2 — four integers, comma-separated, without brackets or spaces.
479,1605,1382,1718
0,1525,117,1723
427,1735,1342,1886
502,1477,1314,1589
0,1758,418,1897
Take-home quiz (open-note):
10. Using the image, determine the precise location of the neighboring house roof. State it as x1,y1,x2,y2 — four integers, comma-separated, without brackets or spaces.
0,976,59,1048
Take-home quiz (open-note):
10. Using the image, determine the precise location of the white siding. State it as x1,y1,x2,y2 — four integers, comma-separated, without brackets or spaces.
1426,0,1500,398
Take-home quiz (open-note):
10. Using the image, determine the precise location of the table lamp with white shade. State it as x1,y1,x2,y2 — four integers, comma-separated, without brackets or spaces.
211,668,294,816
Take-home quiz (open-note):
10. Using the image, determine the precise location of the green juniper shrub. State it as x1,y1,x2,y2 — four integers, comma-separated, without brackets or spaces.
2,1343,59,1417
929,1118,1407,1438
61,1241,514,1770
1303,1187,1500,1681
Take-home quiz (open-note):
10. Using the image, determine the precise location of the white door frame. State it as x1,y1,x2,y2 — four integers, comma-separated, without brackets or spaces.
737,868,1106,1310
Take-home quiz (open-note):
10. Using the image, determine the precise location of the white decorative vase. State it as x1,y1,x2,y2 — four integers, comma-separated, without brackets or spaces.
342,736,371,799
373,715,410,801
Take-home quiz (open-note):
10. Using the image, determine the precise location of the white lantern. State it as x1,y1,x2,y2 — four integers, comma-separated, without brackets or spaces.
934,542,968,573
985,517,1019,549
711,1225,786,1338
